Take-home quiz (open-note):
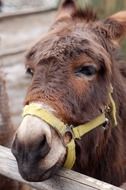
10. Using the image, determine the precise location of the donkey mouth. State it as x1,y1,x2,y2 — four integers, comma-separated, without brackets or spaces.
18,163,59,182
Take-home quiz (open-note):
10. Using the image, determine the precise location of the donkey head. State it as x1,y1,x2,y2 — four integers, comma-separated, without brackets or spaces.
12,0,126,182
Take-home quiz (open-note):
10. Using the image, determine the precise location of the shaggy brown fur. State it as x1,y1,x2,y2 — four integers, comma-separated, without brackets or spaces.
13,0,126,187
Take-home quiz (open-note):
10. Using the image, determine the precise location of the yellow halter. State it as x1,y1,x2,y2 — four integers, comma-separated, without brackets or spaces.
22,90,117,169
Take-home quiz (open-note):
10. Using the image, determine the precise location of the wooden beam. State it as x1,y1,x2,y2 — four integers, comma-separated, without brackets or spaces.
0,7,57,20
0,145,122,190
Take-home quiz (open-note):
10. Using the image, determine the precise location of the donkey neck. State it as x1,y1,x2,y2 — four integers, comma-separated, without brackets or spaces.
112,61,126,126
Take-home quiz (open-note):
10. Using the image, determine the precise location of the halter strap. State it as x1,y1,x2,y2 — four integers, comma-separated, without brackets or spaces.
22,103,108,169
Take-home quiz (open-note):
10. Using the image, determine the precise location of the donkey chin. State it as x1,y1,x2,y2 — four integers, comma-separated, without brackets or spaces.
12,115,66,182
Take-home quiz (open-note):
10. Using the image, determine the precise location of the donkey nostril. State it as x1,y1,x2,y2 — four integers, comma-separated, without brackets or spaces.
11,135,23,160
38,135,46,149
11,135,18,156
11,134,51,163
38,135,50,159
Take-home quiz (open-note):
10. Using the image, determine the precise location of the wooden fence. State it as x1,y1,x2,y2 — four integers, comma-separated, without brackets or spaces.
0,145,122,190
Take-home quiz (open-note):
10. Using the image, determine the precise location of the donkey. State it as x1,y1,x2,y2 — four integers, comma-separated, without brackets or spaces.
0,76,30,190
12,0,126,187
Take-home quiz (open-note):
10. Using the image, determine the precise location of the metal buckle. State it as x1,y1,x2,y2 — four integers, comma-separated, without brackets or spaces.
102,118,109,130
65,124,75,139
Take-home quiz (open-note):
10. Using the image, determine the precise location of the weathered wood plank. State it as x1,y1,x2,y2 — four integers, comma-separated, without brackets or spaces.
0,145,122,190
0,7,57,20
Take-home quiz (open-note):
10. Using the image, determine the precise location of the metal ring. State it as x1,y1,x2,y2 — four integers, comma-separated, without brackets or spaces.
64,124,75,139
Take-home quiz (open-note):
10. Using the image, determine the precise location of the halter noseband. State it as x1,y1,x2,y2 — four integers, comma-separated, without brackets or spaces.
22,87,117,169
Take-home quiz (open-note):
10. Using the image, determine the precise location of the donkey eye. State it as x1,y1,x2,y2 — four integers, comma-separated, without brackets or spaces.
76,65,97,77
26,68,34,76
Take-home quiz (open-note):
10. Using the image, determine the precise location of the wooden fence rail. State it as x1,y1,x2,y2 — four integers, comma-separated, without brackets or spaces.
0,145,122,190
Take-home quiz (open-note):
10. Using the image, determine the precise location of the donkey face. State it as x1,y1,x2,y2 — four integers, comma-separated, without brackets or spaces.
12,0,126,182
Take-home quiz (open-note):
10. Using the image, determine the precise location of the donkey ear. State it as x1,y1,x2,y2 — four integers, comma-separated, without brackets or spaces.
56,0,95,23
104,11,126,41
56,0,76,21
